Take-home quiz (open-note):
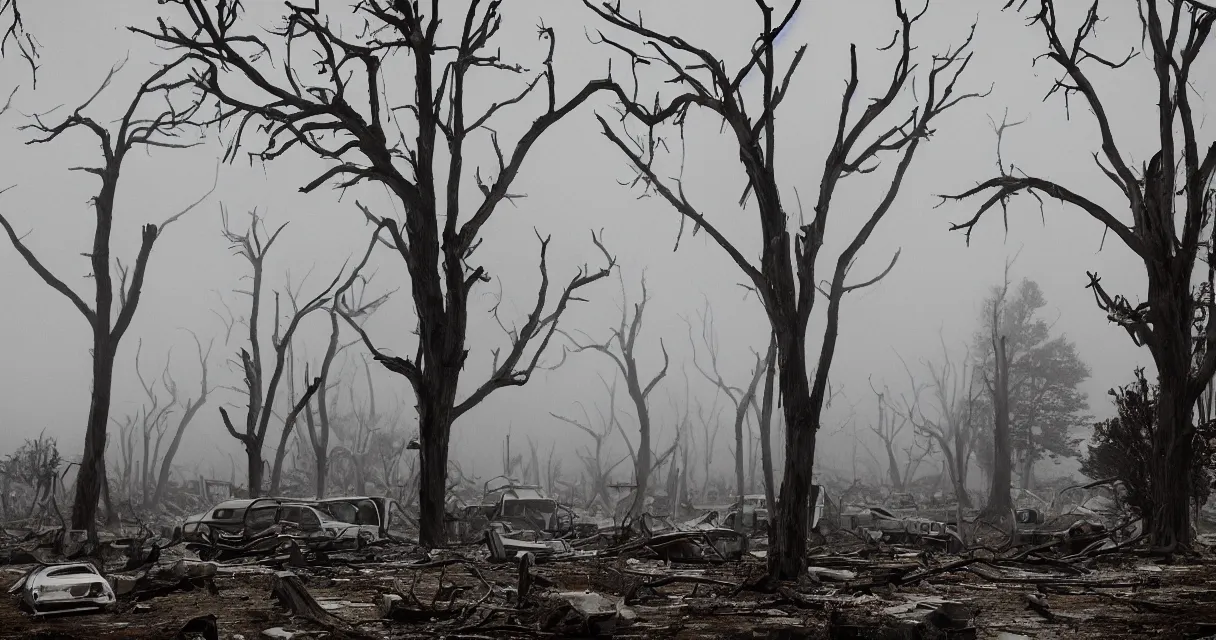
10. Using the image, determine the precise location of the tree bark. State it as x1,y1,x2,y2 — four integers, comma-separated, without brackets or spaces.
733,399,746,514
246,445,263,498
1148,268,1196,550
884,443,903,491
314,435,327,500
629,378,653,518
987,335,1013,514
758,335,778,512
769,327,816,580
417,395,456,548
71,343,114,534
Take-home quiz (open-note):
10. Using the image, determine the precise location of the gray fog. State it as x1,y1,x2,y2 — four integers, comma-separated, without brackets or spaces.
0,0,1156,484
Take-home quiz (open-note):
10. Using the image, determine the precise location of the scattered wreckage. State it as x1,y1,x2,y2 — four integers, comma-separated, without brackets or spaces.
4,479,1215,639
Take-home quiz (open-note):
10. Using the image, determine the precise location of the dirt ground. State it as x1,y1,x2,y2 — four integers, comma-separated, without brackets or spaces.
4,546,1216,640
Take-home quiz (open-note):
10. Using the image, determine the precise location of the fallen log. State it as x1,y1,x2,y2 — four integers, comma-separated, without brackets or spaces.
271,571,374,639
272,571,339,624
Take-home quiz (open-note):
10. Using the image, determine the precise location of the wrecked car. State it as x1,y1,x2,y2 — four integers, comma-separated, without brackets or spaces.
181,498,271,543
9,563,116,616
309,496,413,541
453,478,581,541
184,498,372,559
724,489,825,533
648,528,748,562
846,506,963,551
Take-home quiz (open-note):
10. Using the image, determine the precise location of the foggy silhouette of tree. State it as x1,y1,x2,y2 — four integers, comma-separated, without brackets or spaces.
896,337,984,509
563,274,669,519
150,330,213,509
140,0,618,548
0,56,215,536
216,208,331,497
588,0,981,578
944,0,1216,549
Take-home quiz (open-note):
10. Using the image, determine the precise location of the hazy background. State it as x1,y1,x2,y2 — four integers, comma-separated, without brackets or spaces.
0,1,1169,487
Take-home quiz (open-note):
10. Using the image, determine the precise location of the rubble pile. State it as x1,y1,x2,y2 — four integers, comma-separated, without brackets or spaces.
0,482,1214,638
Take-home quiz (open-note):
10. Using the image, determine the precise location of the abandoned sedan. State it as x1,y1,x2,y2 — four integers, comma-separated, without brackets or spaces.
181,498,274,544
9,563,116,616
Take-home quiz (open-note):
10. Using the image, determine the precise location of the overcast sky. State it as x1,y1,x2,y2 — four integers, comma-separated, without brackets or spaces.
0,1,1173,486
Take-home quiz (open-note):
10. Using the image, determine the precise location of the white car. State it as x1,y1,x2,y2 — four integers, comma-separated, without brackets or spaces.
9,563,116,616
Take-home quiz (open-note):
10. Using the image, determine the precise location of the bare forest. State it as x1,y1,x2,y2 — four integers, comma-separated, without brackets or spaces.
1,1,1216,638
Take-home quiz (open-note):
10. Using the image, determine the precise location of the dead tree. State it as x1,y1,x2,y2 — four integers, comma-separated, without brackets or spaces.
144,0,618,548
551,374,630,511
113,413,138,501
266,361,321,497
686,302,768,509
0,57,214,534
150,331,213,508
665,377,692,521
868,379,910,490
750,334,779,514
217,209,335,497
943,0,1216,549
983,271,1014,515
284,276,374,499
1,0,38,83
564,275,669,517
589,0,979,578
898,337,983,508
134,341,176,505
692,396,726,503
327,354,389,498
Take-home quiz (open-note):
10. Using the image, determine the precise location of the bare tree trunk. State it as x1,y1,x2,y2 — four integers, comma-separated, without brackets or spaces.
417,381,457,548
987,335,1013,514
101,468,116,527
771,331,817,579
883,443,903,491
567,276,668,520
246,446,263,498
311,404,327,500
73,345,115,534
1150,316,1195,550
151,399,206,507
733,403,746,511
